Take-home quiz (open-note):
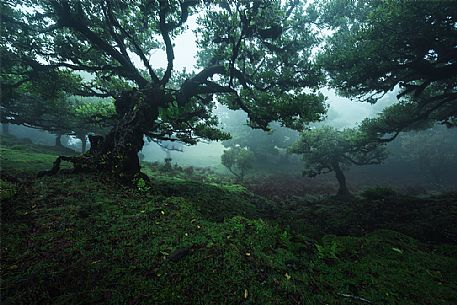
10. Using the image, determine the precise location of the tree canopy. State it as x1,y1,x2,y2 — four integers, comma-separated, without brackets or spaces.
2,0,326,133
317,0,457,138
1,71,113,137
1,0,327,180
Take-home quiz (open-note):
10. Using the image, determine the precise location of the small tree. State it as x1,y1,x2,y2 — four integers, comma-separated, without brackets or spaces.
221,146,255,181
290,126,387,197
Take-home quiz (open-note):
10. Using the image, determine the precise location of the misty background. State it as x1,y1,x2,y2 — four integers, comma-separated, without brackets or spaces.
3,13,456,191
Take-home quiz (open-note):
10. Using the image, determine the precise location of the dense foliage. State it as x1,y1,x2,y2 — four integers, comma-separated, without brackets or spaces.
2,87,114,151
317,0,457,138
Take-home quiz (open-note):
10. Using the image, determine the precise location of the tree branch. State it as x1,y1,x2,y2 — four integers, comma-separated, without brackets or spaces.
102,1,130,59
104,0,160,83
159,0,175,84
50,0,149,88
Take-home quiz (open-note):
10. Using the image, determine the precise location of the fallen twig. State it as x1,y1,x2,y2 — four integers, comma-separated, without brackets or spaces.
337,293,375,304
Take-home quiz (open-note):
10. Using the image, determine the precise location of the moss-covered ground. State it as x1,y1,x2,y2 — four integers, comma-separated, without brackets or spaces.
1,135,456,304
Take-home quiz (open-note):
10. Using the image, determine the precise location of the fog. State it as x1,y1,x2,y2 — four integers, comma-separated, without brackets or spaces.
137,87,398,169
132,20,400,169
3,2,456,193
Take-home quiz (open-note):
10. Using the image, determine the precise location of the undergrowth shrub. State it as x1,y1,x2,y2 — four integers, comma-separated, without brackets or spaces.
361,186,397,200
0,179,17,201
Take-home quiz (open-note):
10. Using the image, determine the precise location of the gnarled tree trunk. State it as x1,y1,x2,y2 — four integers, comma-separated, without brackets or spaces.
39,89,161,183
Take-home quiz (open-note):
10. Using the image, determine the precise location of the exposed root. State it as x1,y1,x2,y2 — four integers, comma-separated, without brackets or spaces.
36,90,157,183
37,155,89,178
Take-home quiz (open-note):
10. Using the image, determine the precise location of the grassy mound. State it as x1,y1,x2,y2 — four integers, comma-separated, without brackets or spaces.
1,134,457,304
275,189,457,244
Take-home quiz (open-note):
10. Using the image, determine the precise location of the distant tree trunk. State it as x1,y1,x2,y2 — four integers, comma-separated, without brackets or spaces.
240,168,246,181
55,134,63,147
333,162,350,196
81,136,87,153
225,166,242,182
2,124,9,134
161,147,172,160
76,132,87,153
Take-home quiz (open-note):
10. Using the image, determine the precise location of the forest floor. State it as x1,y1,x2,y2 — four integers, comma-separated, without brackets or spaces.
1,134,457,305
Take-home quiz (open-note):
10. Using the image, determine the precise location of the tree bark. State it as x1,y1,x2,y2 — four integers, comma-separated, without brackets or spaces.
76,132,87,153
81,136,87,153
55,134,63,147
333,162,350,197
39,89,160,183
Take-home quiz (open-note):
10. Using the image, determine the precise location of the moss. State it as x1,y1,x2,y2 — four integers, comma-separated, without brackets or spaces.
310,231,457,304
0,134,76,175
277,192,457,244
1,135,456,304
1,173,311,304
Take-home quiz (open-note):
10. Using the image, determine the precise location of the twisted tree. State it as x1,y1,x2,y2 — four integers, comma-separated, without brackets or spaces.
1,0,326,182
290,126,386,197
